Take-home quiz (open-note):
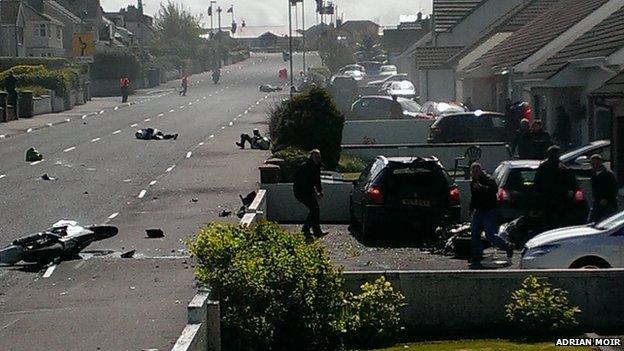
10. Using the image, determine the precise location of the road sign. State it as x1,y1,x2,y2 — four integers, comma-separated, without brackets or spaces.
72,33,95,59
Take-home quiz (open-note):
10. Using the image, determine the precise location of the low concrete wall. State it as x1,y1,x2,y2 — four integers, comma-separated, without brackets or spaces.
91,79,132,97
261,181,352,223
342,119,434,145
52,95,64,113
33,95,52,115
171,289,221,351
343,270,624,332
342,143,512,173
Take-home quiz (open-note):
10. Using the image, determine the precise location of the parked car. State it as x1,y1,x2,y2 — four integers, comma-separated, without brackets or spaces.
384,81,416,98
366,73,408,89
420,101,468,118
351,96,423,120
359,61,384,75
379,65,398,76
350,156,462,238
493,160,589,223
560,140,611,172
521,210,624,269
343,70,365,81
339,64,365,74
428,111,509,143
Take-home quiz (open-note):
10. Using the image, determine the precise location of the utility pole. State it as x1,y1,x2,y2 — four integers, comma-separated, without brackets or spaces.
209,1,217,36
302,0,306,72
288,0,294,97
217,6,222,32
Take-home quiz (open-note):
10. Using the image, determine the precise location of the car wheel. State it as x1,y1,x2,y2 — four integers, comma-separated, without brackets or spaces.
569,256,611,269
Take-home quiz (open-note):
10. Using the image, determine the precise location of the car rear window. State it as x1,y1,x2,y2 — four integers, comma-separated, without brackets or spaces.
504,169,537,191
383,164,450,206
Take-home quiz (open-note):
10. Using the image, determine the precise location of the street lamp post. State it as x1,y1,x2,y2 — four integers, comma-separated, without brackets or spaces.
302,0,306,72
209,1,217,36
217,6,222,32
288,0,294,96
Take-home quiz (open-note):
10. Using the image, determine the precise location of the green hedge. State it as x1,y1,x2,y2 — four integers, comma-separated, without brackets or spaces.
0,57,69,72
91,48,141,81
0,65,78,98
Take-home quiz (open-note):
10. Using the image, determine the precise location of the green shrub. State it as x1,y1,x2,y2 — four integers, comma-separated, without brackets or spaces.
17,86,47,97
91,48,141,81
338,154,366,173
188,222,407,351
343,276,405,347
505,276,580,335
272,147,309,182
269,87,345,170
0,65,77,97
189,222,345,351
0,57,69,72
0,65,47,77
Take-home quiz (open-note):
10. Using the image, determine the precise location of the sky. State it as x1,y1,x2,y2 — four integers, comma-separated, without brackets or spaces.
100,0,433,27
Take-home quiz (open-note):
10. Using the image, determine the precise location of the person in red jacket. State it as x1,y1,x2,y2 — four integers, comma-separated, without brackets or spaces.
119,76,130,103
180,73,188,96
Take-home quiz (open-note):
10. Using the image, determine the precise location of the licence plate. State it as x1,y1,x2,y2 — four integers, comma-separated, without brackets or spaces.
402,199,431,206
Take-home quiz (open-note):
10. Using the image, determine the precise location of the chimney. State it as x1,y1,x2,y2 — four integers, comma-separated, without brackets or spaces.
27,0,44,13
417,12,423,21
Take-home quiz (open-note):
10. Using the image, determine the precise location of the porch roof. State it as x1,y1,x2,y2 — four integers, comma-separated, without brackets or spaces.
592,70,624,96
527,4,624,80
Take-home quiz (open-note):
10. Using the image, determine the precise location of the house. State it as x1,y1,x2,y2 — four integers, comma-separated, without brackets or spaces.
396,0,527,101
0,0,26,56
54,0,103,41
460,0,624,146
104,5,156,48
383,12,430,63
231,25,302,51
335,20,379,46
41,0,82,57
100,15,134,47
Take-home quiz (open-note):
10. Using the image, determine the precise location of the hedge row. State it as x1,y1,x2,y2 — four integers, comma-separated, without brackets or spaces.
0,65,79,98
0,57,70,72
91,48,141,81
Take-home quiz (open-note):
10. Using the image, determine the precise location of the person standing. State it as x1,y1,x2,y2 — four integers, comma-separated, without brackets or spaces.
180,73,188,96
119,75,130,103
529,120,552,159
554,106,571,150
586,155,619,222
293,149,326,237
390,95,403,119
512,118,532,159
469,163,513,266
4,72,18,108
534,146,573,227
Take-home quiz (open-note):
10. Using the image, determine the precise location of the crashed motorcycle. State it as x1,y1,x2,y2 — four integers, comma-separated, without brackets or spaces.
0,220,118,265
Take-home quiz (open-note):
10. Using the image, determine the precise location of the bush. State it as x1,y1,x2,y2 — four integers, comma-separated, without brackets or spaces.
0,65,78,98
343,276,405,348
188,222,407,351
0,57,69,72
91,48,141,81
338,154,366,173
189,222,345,351
17,86,47,97
505,276,580,335
269,87,345,169
272,147,309,182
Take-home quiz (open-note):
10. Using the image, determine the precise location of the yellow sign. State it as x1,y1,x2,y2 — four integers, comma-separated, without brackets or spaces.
72,33,95,58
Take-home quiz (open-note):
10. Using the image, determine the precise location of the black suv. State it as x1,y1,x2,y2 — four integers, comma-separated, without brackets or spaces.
350,156,461,239
428,111,509,143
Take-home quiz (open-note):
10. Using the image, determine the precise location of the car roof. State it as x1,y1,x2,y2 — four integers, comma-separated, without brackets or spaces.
560,139,611,162
500,160,542,168
359,95,411,101
380,156,440,164
440,111,504,118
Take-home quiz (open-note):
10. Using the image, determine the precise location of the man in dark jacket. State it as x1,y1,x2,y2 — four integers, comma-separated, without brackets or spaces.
4,72,18,107
534,146,575,227
293,149,326,237
529,120,552,159
470,163,513,265
512,119,532,158
554,106,571,150
587,155,619,222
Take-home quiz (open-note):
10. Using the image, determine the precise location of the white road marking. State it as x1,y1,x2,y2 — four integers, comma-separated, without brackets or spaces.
63,146,76,153
138,190,147,198
114,106,119,110
65,118,71,122
198,142,204,146
43,265,56,278
90,137,101,143
81,115,87,119
26,128,33,133
99,110,104,114
112,130,122,135
144,118,151,122
166,165,176,172
208,94,212,97
108,212,119,219
158,113,164,117
237,114,242,117
30,160,44,166
195,99,199,102
186,152,192,159
189,102,193,105
130,123,138,127
0,174,5,179
244,110,249,114
229,122,233,126
46,123,53,127
0,135,4,139
203,97,207,100
209,134,214,138
180,106,185,109
169,109,175,113
221,126,225,129
149,180,157,186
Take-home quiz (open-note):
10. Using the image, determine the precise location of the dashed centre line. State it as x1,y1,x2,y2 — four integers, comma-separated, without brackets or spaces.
0,174,6,179
144,118,151,122
108,212,119,219
166,165,176,172
158,113,164,117
112,130,122,135
169,109,175,113
186,152,192,159
130,123,138,128
90,137,101,143
149,180,157,186
30,160,44,166
138,190,147,199
63,146,76,153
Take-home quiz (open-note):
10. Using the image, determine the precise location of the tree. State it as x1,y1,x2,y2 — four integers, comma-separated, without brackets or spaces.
152,1,203,59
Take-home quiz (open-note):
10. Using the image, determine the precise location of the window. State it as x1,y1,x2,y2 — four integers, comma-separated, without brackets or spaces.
38,24,46,37
57,27,61,39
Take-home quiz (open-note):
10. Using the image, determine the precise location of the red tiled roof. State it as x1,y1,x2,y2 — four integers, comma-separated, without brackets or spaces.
415,46,463,69
433,0,486,33
466,0,610,74
528,4,624,79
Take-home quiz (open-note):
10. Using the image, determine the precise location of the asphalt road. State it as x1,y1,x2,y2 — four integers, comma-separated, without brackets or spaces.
0,53,293,244
0,53,316,350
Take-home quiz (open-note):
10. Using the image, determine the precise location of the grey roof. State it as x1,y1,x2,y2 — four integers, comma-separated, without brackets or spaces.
528,4,624,79
45,0,82,23
592,70,624,96
433,0,486,33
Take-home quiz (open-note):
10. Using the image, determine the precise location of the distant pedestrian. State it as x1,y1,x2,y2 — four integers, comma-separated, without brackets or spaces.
554,106,571,150
512,118,532,159
293,149,327,237
4,72,17,107
529,120,552,159
585,154,619,222
180,73,188,96
119,75,130,103
469,163,513,266
236,129,271,150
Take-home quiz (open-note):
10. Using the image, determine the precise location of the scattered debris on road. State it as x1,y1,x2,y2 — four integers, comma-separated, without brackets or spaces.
259,84,283,92
135,128,178,141
121,249,136,258
25,147,43,162
146,228,164,238
219,210,232,217
41,173,57,181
